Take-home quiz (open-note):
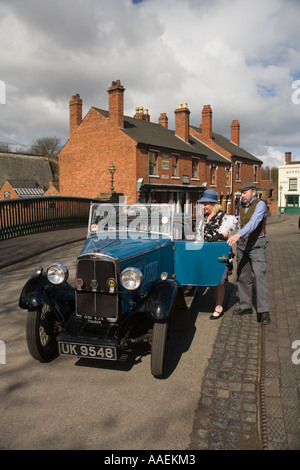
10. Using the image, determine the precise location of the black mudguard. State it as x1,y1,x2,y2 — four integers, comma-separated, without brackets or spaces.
19,274,75,323
117,280,191,340
136,279,189,324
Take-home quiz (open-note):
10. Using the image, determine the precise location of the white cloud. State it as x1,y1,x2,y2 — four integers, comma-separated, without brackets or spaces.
0,0,300,166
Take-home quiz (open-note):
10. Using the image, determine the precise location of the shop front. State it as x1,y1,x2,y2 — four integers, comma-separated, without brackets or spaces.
138,183,207,217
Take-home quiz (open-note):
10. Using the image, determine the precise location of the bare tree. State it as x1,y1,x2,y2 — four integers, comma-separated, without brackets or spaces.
29,137,61,179
262,166,278,184
29,137,61,156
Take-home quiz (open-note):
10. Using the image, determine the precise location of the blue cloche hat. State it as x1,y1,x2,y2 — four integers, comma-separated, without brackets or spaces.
197,189,218,204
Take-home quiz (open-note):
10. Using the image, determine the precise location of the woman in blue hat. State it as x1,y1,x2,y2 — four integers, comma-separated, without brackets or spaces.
197,189,230,319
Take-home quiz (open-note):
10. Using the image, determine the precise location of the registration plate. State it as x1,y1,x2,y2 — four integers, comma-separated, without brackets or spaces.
58,342,117,360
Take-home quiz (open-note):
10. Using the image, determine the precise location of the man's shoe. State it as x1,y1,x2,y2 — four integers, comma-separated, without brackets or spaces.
233,307,253,316
258,312,270,325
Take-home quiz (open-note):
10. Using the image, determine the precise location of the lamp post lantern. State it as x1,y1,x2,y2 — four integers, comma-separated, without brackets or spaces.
109,161,116,192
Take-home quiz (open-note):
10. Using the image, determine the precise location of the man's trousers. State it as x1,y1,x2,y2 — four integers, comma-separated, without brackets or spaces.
236,237,269,313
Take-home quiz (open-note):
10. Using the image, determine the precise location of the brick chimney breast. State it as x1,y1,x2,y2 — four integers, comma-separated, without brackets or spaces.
202,105,212,140
285,151,292,165
69,93,82,138
159,113,168,128
107,80,125,128
175,103,190,142
231,119,240,146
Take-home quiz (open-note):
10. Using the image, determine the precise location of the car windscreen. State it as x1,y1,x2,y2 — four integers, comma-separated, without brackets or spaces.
88,203,174,239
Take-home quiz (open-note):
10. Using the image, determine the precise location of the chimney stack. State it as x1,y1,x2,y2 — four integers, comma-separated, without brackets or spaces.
231,120,240,146
107,80,125,128
174,103,190,142
134,106,150,122
69,94,82,138
202,105,212,140
158,113,168,128
285,151,292,165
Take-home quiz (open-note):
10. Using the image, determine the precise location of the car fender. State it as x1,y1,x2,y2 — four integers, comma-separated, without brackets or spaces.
138,279,188,322
19,274,75,322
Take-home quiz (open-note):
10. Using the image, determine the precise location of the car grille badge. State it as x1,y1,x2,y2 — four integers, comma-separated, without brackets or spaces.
90,279,99,291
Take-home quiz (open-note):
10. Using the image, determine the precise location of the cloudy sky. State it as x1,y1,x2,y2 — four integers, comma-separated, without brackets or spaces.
0,0,300,167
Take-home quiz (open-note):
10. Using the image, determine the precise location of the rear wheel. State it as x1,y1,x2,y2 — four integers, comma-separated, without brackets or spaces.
26,304,60,362
150,322,169,379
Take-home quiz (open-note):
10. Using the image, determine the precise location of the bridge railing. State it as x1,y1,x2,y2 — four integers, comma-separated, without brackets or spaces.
0,197,98,241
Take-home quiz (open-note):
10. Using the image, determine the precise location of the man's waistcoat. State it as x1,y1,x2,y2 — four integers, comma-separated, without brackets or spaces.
240,198,266,241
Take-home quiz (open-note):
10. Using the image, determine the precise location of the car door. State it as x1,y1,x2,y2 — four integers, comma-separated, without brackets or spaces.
173,240,231,286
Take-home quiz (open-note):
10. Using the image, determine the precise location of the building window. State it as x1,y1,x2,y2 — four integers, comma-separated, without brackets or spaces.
149,152,157,176
253,165,258,183
235,162,242,181
172,156,178,177
211,165,217,186
287,195,299,207
226,166,231,186
268,189,273,198
289,178,297,191
192,159,198,179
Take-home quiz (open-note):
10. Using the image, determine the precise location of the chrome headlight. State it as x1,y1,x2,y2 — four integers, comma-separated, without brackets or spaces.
120,267,143,291
46,263,69,285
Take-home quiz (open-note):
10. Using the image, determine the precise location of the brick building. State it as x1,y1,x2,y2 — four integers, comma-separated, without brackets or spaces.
258,179,278,215
59,80,263,215
278,152,300,214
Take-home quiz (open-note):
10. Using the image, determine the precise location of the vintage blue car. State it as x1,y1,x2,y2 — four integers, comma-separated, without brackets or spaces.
19,203,230,378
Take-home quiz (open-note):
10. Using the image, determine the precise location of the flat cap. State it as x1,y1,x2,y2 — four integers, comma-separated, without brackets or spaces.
239,182,258,191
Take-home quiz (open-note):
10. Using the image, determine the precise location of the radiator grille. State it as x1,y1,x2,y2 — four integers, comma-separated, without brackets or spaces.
76,256,118,318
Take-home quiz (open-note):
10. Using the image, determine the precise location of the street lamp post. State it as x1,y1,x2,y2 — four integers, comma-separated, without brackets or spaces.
109,161,116,193
279,185,283,217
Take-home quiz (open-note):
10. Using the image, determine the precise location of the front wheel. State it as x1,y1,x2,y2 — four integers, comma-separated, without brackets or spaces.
26,304,60,362
150,322,169,379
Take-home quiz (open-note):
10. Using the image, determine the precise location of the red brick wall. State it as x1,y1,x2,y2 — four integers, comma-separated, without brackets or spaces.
59,108,138,201
0,181,18,199
231,159,262,195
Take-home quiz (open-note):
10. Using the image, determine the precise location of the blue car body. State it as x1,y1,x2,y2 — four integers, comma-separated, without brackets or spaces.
19,203,230,378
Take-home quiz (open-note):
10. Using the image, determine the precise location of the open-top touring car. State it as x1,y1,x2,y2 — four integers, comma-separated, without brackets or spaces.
19,203,230,378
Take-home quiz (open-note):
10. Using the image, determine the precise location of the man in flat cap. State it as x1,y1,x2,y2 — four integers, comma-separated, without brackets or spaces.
227,182,270,325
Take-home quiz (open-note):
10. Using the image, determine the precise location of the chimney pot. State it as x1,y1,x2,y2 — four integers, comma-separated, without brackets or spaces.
134,106,150,121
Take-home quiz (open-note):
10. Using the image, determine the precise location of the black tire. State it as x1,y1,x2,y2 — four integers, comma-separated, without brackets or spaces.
150,322,169,379
26,304,59,362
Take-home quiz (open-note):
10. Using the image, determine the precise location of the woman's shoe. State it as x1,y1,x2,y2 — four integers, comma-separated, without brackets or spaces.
209,308,224,320
183,285,193,295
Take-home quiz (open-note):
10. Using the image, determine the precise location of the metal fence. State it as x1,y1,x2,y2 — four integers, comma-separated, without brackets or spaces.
0,197,96,241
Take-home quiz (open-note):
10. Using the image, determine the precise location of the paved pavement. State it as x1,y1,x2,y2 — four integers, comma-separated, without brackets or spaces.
1,215,300,450
189,213,300,450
